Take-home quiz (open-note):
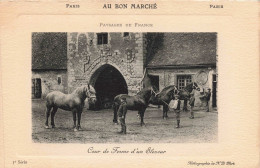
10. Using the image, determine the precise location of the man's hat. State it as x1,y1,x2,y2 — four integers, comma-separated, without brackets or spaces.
207,88,211,90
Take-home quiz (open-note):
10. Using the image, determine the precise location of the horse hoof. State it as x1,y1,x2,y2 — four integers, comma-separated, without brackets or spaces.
137,114,140,119
51,125,55,129
45,125,50,129
78,127,83,131
74,128,78,132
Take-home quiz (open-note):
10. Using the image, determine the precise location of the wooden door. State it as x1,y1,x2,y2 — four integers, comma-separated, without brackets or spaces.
32,78,42,98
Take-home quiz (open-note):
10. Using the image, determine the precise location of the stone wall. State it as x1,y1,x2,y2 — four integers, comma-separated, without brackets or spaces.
147,67,217,108
32,70,68,98
67,32,146,95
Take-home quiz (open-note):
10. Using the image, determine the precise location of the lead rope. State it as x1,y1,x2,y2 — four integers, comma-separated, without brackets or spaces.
161,99,169,106
161,87,179,107
151,87,159,97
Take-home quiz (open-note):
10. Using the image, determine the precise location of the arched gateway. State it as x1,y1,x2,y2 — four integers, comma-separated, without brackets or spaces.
89,64,128,109
67,33,147,110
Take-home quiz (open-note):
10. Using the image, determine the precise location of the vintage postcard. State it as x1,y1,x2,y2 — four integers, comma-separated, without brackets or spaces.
0,1,259,168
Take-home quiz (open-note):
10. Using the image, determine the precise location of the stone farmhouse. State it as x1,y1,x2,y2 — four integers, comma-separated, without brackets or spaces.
32,32,217,109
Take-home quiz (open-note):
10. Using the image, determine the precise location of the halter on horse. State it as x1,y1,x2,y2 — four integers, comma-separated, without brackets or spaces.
113,87,157,126
149,85,179,119
178,82,200,111
45,84,96,131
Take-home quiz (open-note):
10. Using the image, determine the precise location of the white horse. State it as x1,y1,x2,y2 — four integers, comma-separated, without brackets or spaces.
45,85,96,131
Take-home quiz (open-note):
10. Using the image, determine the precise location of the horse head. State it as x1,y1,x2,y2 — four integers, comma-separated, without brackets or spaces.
192,82,200,91
149,85,179,104
185,82,200,92
173,85,179,95
85,84,97,103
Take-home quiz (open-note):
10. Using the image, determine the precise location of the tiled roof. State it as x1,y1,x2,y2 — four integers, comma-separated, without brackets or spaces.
32,33,67,70
146,33,217,68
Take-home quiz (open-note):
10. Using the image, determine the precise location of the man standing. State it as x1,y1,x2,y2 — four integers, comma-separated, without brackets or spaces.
117,97,127,134
189,89,195,119
174,95,181,128
205,88,211,112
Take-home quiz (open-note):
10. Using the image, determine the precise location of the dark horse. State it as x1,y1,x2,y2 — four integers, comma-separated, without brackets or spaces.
45,85,96,131
178,82,200,111
113,87,156,126
149,85,179,119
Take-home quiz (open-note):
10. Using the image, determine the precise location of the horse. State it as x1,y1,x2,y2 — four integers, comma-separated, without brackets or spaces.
178,82,200,111
45,85,96,131
113,87,157,126
149,85,179,119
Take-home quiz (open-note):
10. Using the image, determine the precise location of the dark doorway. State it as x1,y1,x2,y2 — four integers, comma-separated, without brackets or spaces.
92,65,128,109
32,78,42,99
212,74,217,107
148,75,159,91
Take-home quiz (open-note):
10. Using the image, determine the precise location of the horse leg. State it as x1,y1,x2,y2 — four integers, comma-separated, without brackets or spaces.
165,105,169,119
50,107,58,128
163,105,169,120
140,110,145,126
77,109,83,131
162,105,166,119
72,109,77,131
183,99,188,112
45,106,51,129
137,112,140,120
113,104,118,124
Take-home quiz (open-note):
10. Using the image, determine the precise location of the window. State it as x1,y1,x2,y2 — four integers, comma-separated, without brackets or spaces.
97,33,108,45
57,76,62,85
177,75,192,90
123,32,129,37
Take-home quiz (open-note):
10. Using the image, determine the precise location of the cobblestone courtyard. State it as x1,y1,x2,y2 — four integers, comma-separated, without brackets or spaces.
32,100,218,143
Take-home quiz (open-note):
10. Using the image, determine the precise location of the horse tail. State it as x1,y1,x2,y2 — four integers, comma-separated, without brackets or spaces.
112,100,119,123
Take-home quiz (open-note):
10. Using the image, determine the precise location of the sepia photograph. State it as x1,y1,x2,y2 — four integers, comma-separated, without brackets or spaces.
32,32,218,143
1,1,259,167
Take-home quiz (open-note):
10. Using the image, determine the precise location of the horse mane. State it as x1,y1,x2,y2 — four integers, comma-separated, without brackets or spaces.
157,85,176,96
162,85,176,92
88,85,96,94
73,86,86,95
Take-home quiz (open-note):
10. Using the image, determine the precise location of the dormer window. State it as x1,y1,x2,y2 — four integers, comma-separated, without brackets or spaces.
97,33,108,45
123,32,129,37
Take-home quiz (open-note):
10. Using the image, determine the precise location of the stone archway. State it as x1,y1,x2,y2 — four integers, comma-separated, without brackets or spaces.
89,64,128,109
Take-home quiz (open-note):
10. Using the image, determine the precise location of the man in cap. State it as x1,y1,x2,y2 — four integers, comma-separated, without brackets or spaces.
117,97,127,134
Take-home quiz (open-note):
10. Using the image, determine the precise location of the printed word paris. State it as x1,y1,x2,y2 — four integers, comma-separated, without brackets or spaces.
66,4,80,8
210,5,223,8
